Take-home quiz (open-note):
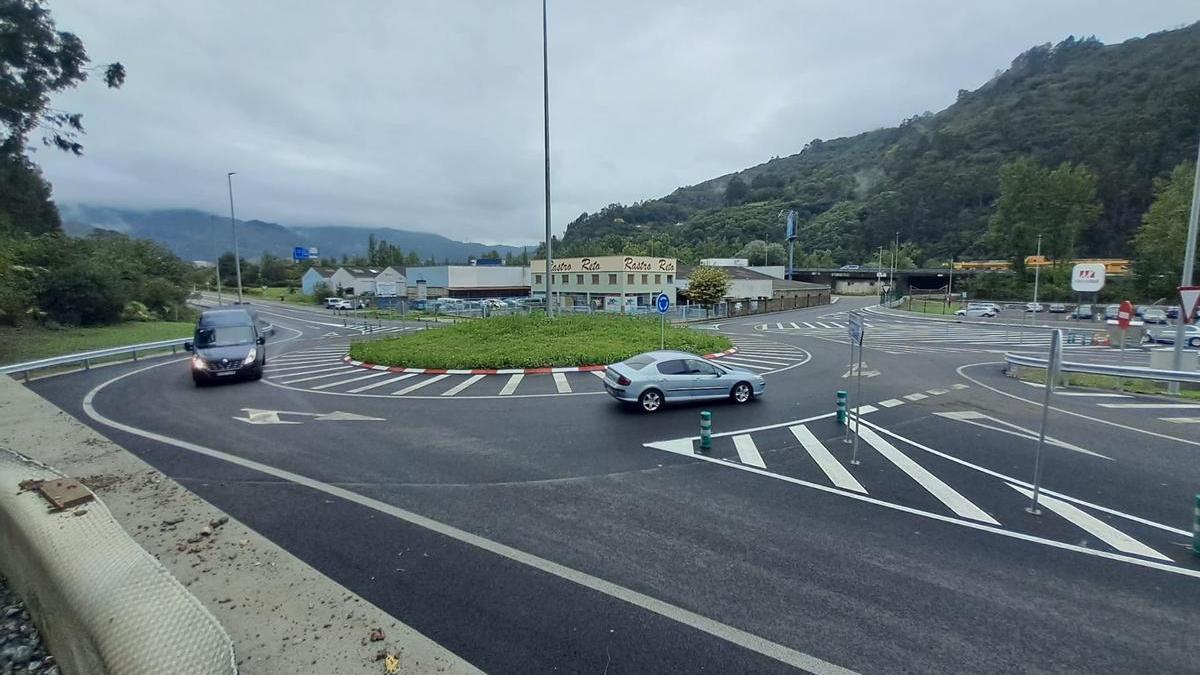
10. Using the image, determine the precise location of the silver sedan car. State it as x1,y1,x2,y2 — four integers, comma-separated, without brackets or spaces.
603,351,766,413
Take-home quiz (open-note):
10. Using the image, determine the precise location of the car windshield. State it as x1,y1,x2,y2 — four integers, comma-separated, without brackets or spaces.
195,325,255,347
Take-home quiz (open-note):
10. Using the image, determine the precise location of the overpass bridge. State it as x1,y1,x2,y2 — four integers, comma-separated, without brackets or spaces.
788,267,999,296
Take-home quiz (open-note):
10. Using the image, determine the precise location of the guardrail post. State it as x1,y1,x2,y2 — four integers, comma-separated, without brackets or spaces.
83,359,90,370
699,411,712,452
132,350,138,362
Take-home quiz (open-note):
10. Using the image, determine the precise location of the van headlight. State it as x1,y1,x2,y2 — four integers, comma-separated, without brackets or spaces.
242,348,257,366
191,356,207,371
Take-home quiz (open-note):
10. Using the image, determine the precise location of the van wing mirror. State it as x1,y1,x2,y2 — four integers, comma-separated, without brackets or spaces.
256,336,266,345
183,341,193,352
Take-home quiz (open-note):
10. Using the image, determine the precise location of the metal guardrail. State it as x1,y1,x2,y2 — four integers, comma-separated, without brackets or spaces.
1,338,191,381
1004,352,1200,385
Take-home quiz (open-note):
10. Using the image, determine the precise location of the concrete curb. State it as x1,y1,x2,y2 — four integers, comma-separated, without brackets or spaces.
339,347,741,374
0,449,236,675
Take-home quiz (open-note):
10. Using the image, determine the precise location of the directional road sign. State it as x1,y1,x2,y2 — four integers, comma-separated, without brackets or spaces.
1180,286,1200,324
656,293,670,314
848,313,864,345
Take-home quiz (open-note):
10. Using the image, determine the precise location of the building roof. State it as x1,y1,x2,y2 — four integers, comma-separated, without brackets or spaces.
339,266,384,279
306,266,336,277
677,263,829,290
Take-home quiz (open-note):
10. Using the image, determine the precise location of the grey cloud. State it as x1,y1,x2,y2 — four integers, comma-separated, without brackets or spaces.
34,0,1200,246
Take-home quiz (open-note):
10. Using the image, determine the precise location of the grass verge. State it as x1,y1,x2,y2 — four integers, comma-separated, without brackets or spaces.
1015,368,1200,400
348,313,733,369
0,321,194,365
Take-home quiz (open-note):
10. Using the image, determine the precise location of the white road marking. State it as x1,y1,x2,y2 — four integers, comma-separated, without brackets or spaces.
851,405,878,415
590,370,607,378
732,435,766,468
718,359,774,371
277,368,358,384
903,393,927,401
927,388,949,396
442,374,486,396
721,355,792,366
1007,485,1170,561
1097,403,1200,409
1161,417,1200,424
790,426,866,493
816,322,833,329
932,411,1110,460
392,374,450,395
499,374,524,395
776,323,786,329
270,355,343,364
553,372,571,393
877,399,904,408
85,362,853,675
788,322,802,329
310,371,391,390
264,361,343,374
802,322,817,328
348,373,416,393
949,384,969,390
856,426,999,524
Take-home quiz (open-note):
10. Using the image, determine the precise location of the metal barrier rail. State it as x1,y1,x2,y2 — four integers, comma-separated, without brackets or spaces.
0,338,190,381
1004,352,1200,384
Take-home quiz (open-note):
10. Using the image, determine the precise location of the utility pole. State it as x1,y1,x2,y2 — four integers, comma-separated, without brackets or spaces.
948,257,954,307
542,0,553,317
877,246,884,303
227,172,243,303
213,216,223,305
890,232,898,300
1169,136,1200,394
1032,234,1043,328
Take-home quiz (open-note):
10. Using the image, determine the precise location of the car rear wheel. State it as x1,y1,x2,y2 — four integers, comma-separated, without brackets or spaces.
638,389,663,413
731,382,753,404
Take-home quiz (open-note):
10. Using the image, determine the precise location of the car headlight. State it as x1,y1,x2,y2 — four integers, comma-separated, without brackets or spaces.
191,356,207,370
243,348,257,366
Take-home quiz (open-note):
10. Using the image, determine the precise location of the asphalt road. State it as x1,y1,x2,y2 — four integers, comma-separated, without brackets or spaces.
22,296,1200,674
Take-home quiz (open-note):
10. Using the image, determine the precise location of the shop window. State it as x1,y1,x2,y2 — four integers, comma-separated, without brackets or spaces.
534,274,542,284
592,274,600,285
666,274,674,284
627,274,635,284
576,274,584,285
609,274,618,285
641,274,648,284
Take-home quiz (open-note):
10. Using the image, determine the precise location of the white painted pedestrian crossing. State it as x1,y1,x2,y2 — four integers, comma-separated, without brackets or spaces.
903,393,928,401
755,317,1055,354
553,372,571,393
310,371,391,390
732,434,766,468
348,373,416,393
442,374,486,396
878,399,904,408
856,426,999,524
265,362,342,374
392,374,450,395
789,425,865,493
1007,485,1169,561
718,359,774,371
499,374,524,395
277,367,358,384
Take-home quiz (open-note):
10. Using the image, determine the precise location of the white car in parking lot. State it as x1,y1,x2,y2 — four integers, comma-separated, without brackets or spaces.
955,303,999,318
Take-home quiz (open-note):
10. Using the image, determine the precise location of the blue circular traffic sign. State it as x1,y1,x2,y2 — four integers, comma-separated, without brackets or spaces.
656,293,670,314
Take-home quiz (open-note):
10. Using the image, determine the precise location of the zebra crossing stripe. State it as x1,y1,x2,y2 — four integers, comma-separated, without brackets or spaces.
310,371,391,390
903,393,928,401
732,435,766,468
264,362,342,374
442,374,486,396
718,359,773,371
348,373,416,393
392,374,450,395
789,425,866,493
856,427,999,525
553,372,571,393
276,367,356,384
1007,485,1169,560
499,374,524,395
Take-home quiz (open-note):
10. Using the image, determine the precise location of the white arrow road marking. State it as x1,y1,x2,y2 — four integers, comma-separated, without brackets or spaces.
233,408,384,424
932,411,1111,460
1007,484,1170,561
790,425,866,493
856,426,1000,525
842,362,880,378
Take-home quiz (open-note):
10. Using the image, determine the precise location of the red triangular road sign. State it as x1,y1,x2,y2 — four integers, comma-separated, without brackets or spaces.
1181,286,1200,323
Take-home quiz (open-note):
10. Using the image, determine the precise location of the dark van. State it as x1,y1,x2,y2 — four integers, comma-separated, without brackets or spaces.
184,308,266,386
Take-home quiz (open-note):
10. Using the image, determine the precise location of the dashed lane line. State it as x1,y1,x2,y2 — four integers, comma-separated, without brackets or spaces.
392,374,450,396
903,393,928,401
878,399,904,408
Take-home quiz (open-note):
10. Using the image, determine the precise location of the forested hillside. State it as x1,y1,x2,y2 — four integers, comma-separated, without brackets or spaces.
559,23,1200,268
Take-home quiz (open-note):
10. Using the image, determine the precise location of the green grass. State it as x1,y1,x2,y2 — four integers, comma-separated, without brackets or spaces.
1016,368,1200,400
348,313,733,369
239,286,313,305
0,321,195,365
895,298,964,315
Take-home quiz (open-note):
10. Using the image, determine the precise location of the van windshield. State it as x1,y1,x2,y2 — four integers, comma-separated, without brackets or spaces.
196,325,255,348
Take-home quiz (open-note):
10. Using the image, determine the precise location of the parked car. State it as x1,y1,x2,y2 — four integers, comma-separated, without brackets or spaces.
184,308,266,386
1048,303,1067,313
1166,307,1180,320
1024,302,1045,312
840,264,861,270
1142,308,1168,324
324,297,347,309
1072,305,1094,320
1153,324,1200,348
955,302,998,318
603,351,765,413
1103,304,1122,319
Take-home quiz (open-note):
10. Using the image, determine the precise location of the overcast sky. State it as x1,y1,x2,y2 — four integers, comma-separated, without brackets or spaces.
34,1,1198,245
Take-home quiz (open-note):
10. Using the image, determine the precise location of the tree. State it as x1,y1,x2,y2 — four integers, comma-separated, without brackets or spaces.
0,0,125,157
1133,161,1198,299
687,266,729,310
311,281,332,303
987,159,1100,272
736,240,767,264
723,176,749,206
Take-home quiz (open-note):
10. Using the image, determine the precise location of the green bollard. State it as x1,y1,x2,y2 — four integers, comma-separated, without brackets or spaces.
837,390,848,426
1194,495,1200,558
700,411,712,451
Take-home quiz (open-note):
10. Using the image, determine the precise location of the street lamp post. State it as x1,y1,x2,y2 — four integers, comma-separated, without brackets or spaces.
890,232,898,300
1032,234,1043,328
1169,137,1200,395
542,0,553,317
227,172,244,303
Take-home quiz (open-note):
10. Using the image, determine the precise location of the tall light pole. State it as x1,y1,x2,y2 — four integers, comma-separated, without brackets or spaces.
877,246,884,303
212,216,223,304
1032,234,1043,326
542,0,553,317
890,232,898,300
227,172,244,304
1169,137,1200,394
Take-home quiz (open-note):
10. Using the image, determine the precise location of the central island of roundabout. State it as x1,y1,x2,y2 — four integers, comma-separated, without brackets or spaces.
345,313,734,375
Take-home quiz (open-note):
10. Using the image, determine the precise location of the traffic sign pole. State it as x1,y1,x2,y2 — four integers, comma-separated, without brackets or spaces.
1170,139,1200,394
656,293,670,350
